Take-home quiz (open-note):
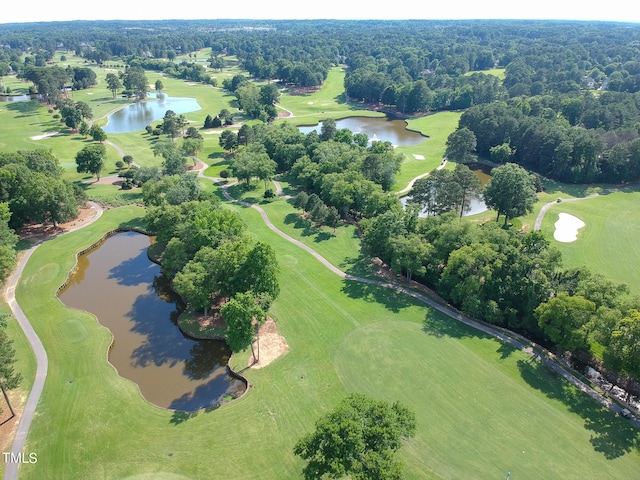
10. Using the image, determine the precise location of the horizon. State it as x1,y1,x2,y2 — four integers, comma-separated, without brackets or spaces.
1,1,639,26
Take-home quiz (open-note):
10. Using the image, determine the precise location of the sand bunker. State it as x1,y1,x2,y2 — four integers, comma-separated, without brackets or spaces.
413,154,425,160
30,132,59,141
554,213,585,242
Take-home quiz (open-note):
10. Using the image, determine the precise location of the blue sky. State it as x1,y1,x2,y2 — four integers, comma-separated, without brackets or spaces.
1,1,639,24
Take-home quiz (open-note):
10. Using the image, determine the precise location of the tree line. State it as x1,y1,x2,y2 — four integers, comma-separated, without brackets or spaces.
3,20,640,97
455,91,640,183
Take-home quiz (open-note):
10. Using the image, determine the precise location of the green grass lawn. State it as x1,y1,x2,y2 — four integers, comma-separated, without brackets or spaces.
539,188,640,295
8,191,640,479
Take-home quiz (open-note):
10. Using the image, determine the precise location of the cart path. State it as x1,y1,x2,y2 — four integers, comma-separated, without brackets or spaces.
396,158,447,196
219,182,639,427
3,202,104,480
533,194,600,231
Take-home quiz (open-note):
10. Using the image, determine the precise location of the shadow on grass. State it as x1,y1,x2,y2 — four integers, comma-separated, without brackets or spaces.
5,100,40,116
517,358,640,459
283,212,319,237
169,410,198,425
340,278,418,313
422,310,481,340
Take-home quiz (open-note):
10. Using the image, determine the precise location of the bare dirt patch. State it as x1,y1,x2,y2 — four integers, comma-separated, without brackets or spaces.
0,389,27,453
18,204,99,245
248,318,288,369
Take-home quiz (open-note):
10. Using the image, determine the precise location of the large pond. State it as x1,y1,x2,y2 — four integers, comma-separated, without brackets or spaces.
298,116,426,146
59,231,245,411
103,93,201,134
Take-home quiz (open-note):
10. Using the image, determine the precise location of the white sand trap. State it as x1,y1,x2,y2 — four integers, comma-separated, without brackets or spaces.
413,154,425,160
307,101,314,104
554,213,585,242
30,132,59,140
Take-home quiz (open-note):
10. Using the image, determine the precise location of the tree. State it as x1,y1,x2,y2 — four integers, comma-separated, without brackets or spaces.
452,163,482,217
173,259,212,316
408,169,462,216
445,127,477,162
320,118,337,141
390,234,431,280
105,72,122,99
0,313,22,416
535,293,596,353
122,67,148,99
0,203,17,282
219,130,238,151
89,125,107,143
483,163,537,226
182,137,203,165
293,393,416,480
75,144,106,180
602,309,640,380
155,79,164,92
221,292,263,361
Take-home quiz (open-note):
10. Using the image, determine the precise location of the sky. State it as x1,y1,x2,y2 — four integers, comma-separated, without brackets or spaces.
1,0,639,25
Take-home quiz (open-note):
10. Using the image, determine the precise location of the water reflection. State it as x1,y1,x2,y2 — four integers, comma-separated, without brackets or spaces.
299,116,426,146
59,231,244,411
103,93,201,133
401,164,492,217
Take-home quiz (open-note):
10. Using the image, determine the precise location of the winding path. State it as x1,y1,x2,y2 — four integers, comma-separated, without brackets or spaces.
3,202,104,480
219,182,639,427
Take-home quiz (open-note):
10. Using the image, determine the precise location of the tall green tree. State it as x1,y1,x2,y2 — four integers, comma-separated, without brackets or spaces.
483,163,537,226
535,293,596,353
602,309,640,380
0,313,22,416
105,72,122,99
452,163,482,217
445,127,477,162
0,203,17,282
293,393,416,480
221,292,263,361
75,143,106,180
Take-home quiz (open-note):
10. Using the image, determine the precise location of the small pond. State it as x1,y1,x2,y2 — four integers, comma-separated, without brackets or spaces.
59,231,245,411
103,93,201,134
401,163,492,217
0,94,33,102
298,116,426,146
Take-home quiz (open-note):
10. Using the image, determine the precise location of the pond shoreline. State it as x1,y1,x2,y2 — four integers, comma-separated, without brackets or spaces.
57,228,249,412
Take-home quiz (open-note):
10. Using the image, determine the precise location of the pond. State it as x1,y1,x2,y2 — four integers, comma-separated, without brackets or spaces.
58,231,245,411
0,94,33,102
103,93,201,134
298,116,426,146
401,163,492,217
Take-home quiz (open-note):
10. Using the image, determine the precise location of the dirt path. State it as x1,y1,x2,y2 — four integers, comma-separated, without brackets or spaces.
3,202,104,480
220,184,639,426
